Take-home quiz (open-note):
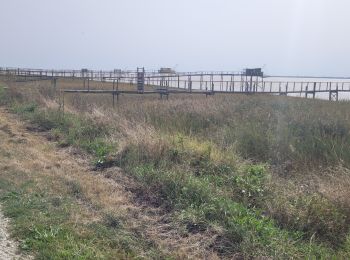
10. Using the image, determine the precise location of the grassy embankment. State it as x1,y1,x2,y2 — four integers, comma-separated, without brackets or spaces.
1,80,350,258
0,84,166,259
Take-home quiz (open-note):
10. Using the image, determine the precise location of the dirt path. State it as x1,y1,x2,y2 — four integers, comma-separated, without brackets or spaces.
0,113,31,260
0,108,218,259
0,206,23,260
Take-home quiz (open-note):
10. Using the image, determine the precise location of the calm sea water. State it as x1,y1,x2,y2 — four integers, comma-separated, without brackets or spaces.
157,75,350,100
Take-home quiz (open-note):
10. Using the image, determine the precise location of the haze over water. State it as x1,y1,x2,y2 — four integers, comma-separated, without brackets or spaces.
168,75,350,100
1,0,350,78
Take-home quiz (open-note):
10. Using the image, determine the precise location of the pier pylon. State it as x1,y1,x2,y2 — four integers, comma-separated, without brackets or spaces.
137,67,145,93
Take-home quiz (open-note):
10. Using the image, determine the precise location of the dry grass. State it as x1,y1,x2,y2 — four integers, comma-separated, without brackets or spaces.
2,77,350,258
0,107,221,259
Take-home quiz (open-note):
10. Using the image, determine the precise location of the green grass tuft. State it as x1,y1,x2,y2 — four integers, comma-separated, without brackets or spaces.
11,103,116,167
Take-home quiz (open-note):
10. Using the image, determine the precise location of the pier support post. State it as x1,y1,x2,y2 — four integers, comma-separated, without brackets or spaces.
313,82,316,99
112,80,115,108
329,90,339,101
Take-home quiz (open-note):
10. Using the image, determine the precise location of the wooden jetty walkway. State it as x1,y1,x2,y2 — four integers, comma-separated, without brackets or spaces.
1,67,350,101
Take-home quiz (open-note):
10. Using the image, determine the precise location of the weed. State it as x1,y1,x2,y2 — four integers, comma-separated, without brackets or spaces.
65,179,84,200
103,212,122,229
230,165,268,207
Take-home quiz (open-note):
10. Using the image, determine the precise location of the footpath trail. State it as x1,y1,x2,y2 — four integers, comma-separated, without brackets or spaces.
0,206,25,260
0,110,31,260
0,108,218,259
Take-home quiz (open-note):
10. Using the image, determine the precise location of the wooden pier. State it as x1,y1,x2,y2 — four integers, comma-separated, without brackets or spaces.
1,67,350,101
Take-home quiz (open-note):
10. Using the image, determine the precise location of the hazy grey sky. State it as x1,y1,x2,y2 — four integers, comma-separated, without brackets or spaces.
1,0,349,76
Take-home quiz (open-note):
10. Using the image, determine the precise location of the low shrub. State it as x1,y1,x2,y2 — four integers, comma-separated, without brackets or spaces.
230,165,268,208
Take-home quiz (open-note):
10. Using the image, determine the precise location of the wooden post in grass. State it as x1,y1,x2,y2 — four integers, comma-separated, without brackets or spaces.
117,78,119,102
58,90,65,115
112,79,115,108
52,78,57,89
62,92,65,114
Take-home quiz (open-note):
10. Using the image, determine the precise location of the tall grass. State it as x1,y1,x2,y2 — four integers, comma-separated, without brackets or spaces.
3,80,350,258
114,134,350,255
110,95,350,169
62,91,350,169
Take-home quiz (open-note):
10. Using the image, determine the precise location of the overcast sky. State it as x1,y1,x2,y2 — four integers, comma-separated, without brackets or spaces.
1,0,349,76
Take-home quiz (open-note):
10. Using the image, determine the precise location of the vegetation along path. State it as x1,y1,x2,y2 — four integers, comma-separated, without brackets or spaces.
0,108,218,259
0,205,28,259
